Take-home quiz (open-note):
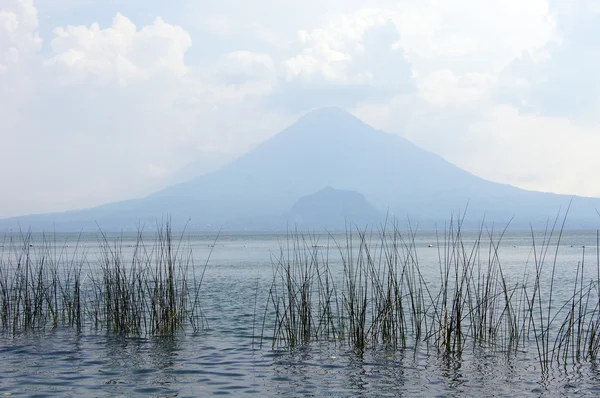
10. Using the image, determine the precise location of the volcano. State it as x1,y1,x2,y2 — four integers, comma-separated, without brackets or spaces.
1,107,597,231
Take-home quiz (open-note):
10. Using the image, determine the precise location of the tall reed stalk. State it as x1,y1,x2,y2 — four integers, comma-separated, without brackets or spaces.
0,221,207,336
265,215,600,372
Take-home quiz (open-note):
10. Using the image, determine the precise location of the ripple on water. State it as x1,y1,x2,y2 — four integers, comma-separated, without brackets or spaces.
2,329,600,396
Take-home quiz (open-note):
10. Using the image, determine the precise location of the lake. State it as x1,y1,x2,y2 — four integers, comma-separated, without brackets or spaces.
1,228,600,396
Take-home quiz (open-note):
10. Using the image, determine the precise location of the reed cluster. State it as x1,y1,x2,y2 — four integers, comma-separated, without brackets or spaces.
3,214,600,370
265,215,600,370
0,223,207,336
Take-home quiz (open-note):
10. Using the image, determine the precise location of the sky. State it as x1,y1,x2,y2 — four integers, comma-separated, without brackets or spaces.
1,0,599,218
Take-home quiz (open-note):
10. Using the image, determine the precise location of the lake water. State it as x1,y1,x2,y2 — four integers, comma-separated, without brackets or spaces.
2,229,600,396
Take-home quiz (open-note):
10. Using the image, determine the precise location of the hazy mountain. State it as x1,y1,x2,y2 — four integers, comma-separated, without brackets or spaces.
288,186,382,229
1,107,599,232
160,150,240,189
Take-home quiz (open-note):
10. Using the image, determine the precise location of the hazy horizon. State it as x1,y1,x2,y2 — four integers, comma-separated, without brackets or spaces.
2,0,600,219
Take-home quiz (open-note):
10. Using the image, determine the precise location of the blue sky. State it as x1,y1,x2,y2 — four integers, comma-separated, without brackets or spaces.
1,0,599,217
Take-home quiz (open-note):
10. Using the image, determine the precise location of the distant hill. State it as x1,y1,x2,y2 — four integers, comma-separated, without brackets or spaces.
288,186,382,229
1,107,599,232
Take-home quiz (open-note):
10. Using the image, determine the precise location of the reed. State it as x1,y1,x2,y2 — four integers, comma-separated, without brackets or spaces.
267,229,339,347
3,214,600,372
264,215,600,371
0,230,73,332
0,221,206,336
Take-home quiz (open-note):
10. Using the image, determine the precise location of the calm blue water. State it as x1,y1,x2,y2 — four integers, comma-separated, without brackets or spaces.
1,229,600,396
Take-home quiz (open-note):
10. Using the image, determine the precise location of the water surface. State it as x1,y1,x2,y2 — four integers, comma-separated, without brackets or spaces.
1,229,600,396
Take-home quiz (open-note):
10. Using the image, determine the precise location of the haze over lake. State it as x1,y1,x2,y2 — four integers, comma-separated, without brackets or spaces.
2,107,600,233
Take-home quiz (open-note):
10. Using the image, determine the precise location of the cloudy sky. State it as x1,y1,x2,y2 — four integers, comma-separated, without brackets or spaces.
1,0,599,217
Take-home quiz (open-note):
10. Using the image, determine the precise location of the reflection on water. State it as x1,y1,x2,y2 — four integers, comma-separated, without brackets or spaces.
2,230,600,395
2,328,600,396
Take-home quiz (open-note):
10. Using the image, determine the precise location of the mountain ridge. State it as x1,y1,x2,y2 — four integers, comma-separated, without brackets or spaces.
0,107,598,231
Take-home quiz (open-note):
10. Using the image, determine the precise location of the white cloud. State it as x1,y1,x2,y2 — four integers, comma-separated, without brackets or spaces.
395,0,557,106
495,1,600,123
0,2,277,217
0,0,599,218
274,8,414,112
0,0,41,70
280,0,557,107
398,0,556,63
282,8,397,83
44,13,192,85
